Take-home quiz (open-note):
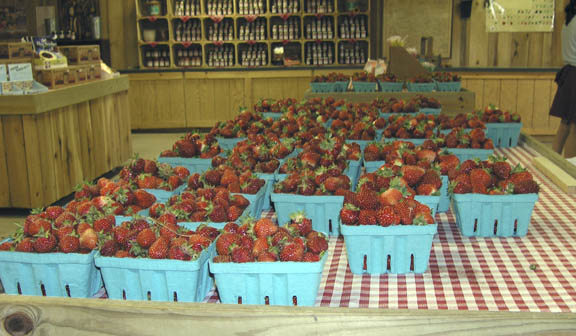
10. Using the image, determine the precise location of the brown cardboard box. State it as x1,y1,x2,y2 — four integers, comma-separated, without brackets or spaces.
58,45,101,64
35,67,78,89
0,42,34,59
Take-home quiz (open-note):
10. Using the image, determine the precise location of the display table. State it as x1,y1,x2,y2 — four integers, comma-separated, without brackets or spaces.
303,89,476,115
0,76,132,208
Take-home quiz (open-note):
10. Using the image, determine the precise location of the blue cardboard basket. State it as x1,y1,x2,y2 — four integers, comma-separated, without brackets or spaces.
271,193,344,236
439,128,472,135
215,137,247,151
178,207,250,231
255,172,276,211
380,112,419,119
95,245,214,302
310,82,335,93
383,138,429,146
334,81,349,92
341,223,437,274
113,208,150,225
451,193,538,237
353,81,378,92
435,81,462,92
414,195,441,217
346,159,362,192
363,159,385,173
406,82,435,92
418,108,442,115
438,175,450,213
0,247,102,298
447,148,494,162
144,183,187,203
157,157,214,175
209,252,327,306
378,81,404,92
345,139,372,152
262,112,283,121
485,122,522,148
375,129,384,141
232,183,267,218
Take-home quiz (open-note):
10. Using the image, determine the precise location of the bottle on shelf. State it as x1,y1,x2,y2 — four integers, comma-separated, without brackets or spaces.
305,43,333,65
305,17,333,39
238,20,266,40
206,0,234,15
338,43,366,65
271,17,299,40
174,20,202,41
270,0,299,14
240,44,267,66
305,0,333,13
339,16,367,39
207,45,235,67
174,0,201,16
144,49,171,68
237,0,265,15
207,20,234,41
176,48,202,66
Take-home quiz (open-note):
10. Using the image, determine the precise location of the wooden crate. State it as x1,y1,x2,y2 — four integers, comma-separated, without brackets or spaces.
34,67,79,89
58,45,101,64
0,57,33,65
0,42,34,59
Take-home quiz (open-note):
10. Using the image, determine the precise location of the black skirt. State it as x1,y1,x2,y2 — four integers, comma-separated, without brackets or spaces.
550,65,576,123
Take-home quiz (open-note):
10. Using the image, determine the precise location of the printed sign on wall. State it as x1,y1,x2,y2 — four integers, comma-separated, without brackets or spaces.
487,0,555,32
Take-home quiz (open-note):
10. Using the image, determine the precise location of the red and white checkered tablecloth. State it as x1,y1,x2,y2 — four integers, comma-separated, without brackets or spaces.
97,144,576,312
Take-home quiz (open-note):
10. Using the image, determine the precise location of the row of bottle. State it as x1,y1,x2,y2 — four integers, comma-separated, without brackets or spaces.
173,0,201,16
305,43,333,65
144,49,171,67
206,0,234,15
339,16,367,39
206,21,235,41
206,45,235,66
174,21,202,41
271,18,299,40
238,21,267,40
338,43,366,64
305,17,333,39
305,0,333,13
270,0,299,14
238,0,265,15
239,45,267,66
175,49,203,66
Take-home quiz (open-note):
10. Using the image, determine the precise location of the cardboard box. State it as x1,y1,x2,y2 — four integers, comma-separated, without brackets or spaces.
33,51,68,70
58,45,101,64
0,42,35,59
35,67,78,89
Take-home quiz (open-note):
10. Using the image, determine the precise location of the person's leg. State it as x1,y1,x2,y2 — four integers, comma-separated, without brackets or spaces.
553,119,570,154
563,122,576,158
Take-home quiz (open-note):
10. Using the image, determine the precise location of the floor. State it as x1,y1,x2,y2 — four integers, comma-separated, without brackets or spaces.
0,132,184,240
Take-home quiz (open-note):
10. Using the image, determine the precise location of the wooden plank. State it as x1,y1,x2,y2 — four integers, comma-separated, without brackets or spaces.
21,115,44,207
521,132,576,180
487,33,498,66
528,32,544,67
481,79,501,110
542,32,553,66
1,296,576,336
467,0,489,66
533,156,576,194
2,116,30,207
510,33,530,67
551,0,565,67
118,91,133,163
496,33,513,67
0,117,10,206
108,0,126,69
123,0,139,69
89,98,109,176
516,80,535,130
451,0,463,66
75,102,95,179
184,79,202,127
53,107,72,197
463,79,484,110
532,80,552,132
499,79,518,114
244,78,253,108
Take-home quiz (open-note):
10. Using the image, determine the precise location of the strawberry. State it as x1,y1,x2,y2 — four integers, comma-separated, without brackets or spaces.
257,251,278,262
513,180,540,194
356,188,380,210
302,252,320,262
223,222,239,233
253,218,278,238
188,234,212,251
231,246,254,263
279,242,304,261
54,211,77,228
93,217,114,233
169,245,193,260
452,182,472,194
470,168,492,188
306,235,328,254
196,225,220,240
33,233,57,253
99,240,118,256
25,218,52,237
15,238,34,252
400,165,425,186
216,233,242,255
230,195,250,208
340,204,359,225
213,255,232,263
416,184,438,195
359,210,378,225
394,201,414,225
44,206,64,220
133,190,156,209
376,207,400,226
173,166,190,180
79,228,98,250
509,166,534,185
148,237,169,259
227,206,244,221
136,228,156,248
252,237,270,257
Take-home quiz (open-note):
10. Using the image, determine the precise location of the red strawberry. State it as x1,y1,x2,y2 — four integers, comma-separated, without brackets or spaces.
231,246,254,263
133,190,156,209
59,235,80,253
99,240,118,256
492,161,511,179
253,218,278,238
149,238,169,259
54,211,77,228
79,228,98,250
302,252,320,262
15,238,34,252
227,206,244,221
359,210,378,225
230,195,250,209
173,166,190,179
376,207,400,226
137,228,156,248
279,242,304,261
257,250,278,262
114,250,131,258
25,218,52,237
340,204,359,225
213,255,232,263
306,235,328,254
223,222,239,233
513,180,540,194
252,237,270,257
416,184,438,195
452,182,472,194
169,245,193,260
93,217,114,233
216,233,242,255
33,233,57,253
196,225,220,240
470,168,492,188
356,188,380,210
400,165,425,186
188,234,212,251
45,206,64,220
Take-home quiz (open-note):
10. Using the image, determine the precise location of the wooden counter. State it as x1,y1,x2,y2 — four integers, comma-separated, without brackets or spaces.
0,76,132,209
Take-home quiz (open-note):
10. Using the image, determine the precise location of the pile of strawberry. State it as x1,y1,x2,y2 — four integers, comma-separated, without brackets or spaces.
479,104,522,123
312,72,349,83
264,114,327,147
449,155,540,195
0,205,116,254
377,73,400,82
149,189,250,223
437,113,485,130
439,128,494,149
331,118,378,140
407,74,434,83
118,157,190,191
381,114,437,139
213,214,328,263
410,95,441,110
188,167,265,194
69,177,157,216
160,133,221,158
274,168,351,195
98,217,218,260
339,187,435,226
351,71,377,82
253,98,298,113
432,72,461,82
209,110,273,138
376,98,415,114
357,165,443,197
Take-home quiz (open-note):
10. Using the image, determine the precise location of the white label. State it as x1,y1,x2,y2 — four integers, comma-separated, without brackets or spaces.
8,63,33,82
0,65,7,82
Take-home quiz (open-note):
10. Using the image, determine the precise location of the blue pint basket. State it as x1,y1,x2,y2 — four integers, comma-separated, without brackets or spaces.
0,246,102,298
406,82,435,92
435,81,461,92
94,245,214,302
262,112,283,121
378,81,404,92
352,81,378,92
446,148,494,162
451,193,538,237
215,137,247,151
437,175,450,213
177,207,250,231
414,195,441,217
418,107,442,115
439,128,472,135
363,159,385,173
310,82,334,93
346,159,362,192
144,183,186,203
341,223,437,274
255,172,276,211
345,139,372,152
209,252,327,306
271,193,344,236
383,138,429,146
334,81,349,92
232,183,267,218
485,122,522,148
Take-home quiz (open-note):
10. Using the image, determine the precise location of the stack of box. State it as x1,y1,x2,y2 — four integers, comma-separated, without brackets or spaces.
34,45,102,89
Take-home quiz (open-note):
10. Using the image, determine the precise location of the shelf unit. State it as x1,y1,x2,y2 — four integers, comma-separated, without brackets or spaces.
135,0,370,69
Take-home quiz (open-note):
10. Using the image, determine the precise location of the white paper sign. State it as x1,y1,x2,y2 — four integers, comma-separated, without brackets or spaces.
8,63,33,82
0,65,7,82
487,0,555,32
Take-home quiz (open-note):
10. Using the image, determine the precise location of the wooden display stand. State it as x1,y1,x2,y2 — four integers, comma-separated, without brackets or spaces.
0,76,132,208
58,45,101,65
387,46,429,81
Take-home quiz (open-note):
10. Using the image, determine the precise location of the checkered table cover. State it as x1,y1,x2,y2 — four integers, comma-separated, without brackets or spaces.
95,144,576,312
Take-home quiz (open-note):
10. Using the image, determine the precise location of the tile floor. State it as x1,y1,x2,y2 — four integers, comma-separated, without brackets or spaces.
0,132,184,239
